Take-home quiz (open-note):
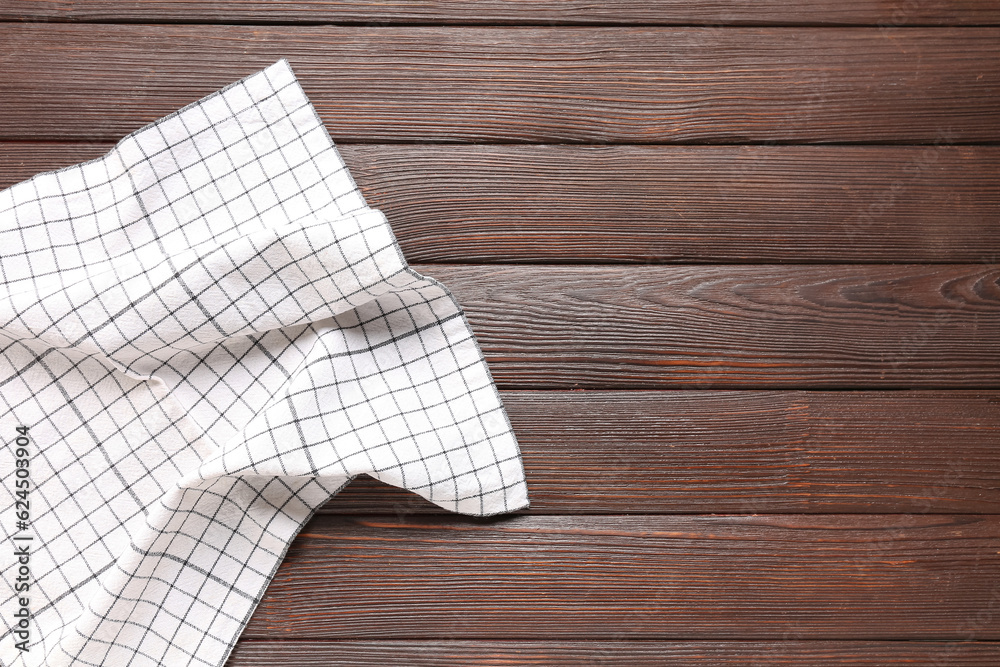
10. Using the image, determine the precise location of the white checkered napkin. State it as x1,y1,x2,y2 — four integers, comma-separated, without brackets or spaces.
0,60,528,667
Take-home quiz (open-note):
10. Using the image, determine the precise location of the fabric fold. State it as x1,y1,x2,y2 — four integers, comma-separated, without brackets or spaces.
0,59,527,667
2,208,407,375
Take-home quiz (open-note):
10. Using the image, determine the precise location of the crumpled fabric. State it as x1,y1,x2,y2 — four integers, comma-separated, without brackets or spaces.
0,59,527,666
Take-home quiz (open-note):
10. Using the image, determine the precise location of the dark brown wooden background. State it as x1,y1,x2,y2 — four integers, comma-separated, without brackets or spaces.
2,2,999,665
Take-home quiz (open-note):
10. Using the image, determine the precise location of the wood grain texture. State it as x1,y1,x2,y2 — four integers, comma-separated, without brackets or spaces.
227,639,1000,666
343,144,1000,264
1,25,998,143
325,390,1000,515
244,514,1000,639
411,264,1000,389
5,1,1000,26
3,143,997,264
4,143,996,264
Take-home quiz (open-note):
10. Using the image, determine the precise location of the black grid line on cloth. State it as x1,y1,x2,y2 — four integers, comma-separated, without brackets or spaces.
0,59,528,667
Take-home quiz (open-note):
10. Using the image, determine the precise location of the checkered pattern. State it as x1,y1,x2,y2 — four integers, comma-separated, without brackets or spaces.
0,60,528,666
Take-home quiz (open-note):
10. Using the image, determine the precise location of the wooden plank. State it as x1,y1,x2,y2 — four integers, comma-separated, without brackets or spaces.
334,145,1000,264
5,1,1000,26
244,514,1000,639
5,143,997,264
412,264,1000,389
2,25,998,143
325,390,1000,515
228,639,1000,666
